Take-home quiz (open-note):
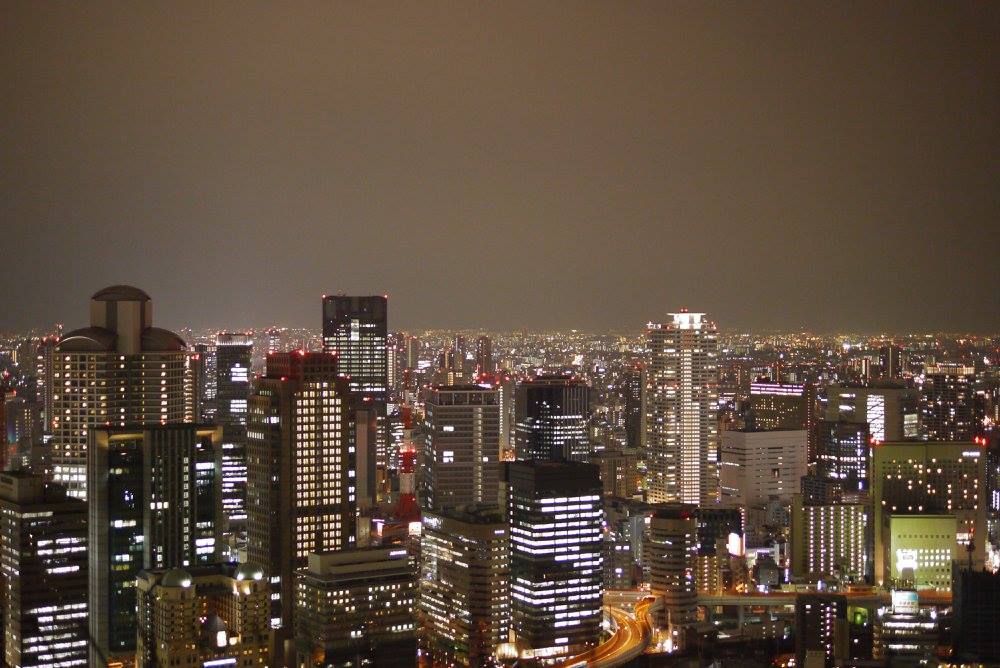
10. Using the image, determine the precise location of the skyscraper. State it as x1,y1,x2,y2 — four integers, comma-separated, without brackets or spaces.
645,312,720,505
505,460,603,661
215,332,253,536
719,428,808,505
919,363,981,441
420,506,510,667
475,335,493,375
0,471,87,668
322,295,389,467
294,548,417,667
246,352,375,650
647,505,698,642
34,334,57,432
514,375,590,462
87,423,223,666
52,286,194,499
795,594,849,668
421,384,501,510
823,383,919,442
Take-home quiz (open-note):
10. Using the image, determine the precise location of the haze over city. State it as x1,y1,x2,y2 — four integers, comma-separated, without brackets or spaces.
3,2,999,332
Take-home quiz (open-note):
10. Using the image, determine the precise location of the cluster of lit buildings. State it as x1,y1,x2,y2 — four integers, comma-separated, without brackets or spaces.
2,286,1000,667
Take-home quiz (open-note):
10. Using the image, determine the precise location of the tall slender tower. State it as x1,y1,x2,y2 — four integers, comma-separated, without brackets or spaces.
644,312,719,505
514,375,590,462
246,352,376,658
52,286,193,499
322,295,388,467
215,332,253,536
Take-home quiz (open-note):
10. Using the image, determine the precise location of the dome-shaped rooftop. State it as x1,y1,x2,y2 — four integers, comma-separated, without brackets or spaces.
141,327,187,352
161,568,193,588
57,326,116,352
234,564,264,581
91,285,151,302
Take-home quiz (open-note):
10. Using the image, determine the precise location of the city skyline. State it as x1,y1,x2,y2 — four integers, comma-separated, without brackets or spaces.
3,3,999,333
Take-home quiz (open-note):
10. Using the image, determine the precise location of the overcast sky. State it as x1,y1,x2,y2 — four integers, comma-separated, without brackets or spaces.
3,2,998,334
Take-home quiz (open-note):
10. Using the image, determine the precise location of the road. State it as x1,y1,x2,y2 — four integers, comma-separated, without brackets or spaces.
555,598,654,668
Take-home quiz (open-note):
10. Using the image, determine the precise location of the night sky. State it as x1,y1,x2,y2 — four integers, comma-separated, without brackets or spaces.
3,2,998,333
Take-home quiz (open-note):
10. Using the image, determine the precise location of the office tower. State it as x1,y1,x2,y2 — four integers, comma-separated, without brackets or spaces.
192,342,217,421
34,334,57,431
421,385,501,510
694,506,743,555
294,548,417,668
505,460,603,661
215,332,253,535
88,424,223,666
814,420,870,494
952,564,1000,663
135,564,270,667
0,471,87,668
621,366,644,451
403,334,420,370
871,441,986,588
590,447,639,498
420,506,510,667
514,375,589,462
474,335,493,375
790,494,868,582
246,352,375,646
3,393,39,470
647,505,698,643
748,381,816,432
878,344,905,379
823,383,919,442
872,590,938,664
920,363,981,440
603,498,644,590
52,286,193,499
795,594,848,668
644,312,720,505
719,428,807,505
322,294,389,467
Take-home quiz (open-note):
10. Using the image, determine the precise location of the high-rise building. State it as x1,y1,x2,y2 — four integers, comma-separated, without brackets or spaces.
52,286,194,499
590,447,639,498
644,312,719,505
504,460,603,661
246,352,376,647
215,332,253,536
34,334,57,432
514,375,590,462
420,506,510,667
647,505,698,643
877,345,905,380
620,366,644,451
823,383,919,442
814,420,871,495
747,381,815,432
952,564,1000,663
294,548,417,667
0,471,87,668
790,494,869,582
322,295,389,467
795,594,848,668
719,428,807,505
135,564,270,667
87,424,223,666
421,385,501,510
475,335,494,376
871,441,987,588
919,363,982,441
191,342,217,421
